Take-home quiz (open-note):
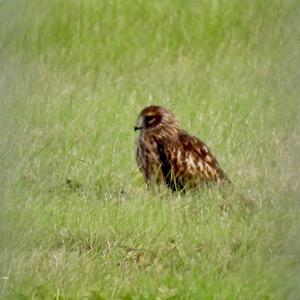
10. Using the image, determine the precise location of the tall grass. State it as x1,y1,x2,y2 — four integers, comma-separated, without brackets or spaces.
0,0,299,299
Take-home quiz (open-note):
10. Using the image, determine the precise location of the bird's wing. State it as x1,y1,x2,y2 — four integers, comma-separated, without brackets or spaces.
156,139,184,191
158,131,229,189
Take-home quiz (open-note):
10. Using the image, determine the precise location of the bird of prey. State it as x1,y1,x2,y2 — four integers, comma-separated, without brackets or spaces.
134,105,230,191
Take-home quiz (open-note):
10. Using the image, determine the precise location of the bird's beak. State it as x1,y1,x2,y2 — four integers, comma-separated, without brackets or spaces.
134,117,143,131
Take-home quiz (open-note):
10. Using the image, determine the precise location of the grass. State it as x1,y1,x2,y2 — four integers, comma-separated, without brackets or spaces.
0,0,299,299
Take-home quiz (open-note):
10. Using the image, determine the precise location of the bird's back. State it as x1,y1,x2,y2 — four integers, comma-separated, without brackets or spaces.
157,130,230,189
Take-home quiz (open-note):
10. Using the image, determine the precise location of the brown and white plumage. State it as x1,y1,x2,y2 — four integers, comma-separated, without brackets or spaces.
134,105,230,191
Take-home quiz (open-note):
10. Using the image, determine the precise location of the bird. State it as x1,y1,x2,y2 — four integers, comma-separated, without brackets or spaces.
134,105,230,191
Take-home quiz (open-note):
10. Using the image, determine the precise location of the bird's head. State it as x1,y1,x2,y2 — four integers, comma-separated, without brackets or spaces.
134,105,180,137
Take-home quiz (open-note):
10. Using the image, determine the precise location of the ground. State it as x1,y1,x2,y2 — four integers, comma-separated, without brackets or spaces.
0,0,299,299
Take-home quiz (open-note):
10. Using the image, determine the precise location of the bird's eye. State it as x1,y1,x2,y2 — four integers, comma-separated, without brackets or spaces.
144,115,162,128
145,115,156,125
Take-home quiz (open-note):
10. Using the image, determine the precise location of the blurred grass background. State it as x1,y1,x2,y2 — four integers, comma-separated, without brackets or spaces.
0,0,299,299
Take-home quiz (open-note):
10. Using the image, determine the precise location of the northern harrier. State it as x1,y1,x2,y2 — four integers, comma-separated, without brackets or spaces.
134,105,230,191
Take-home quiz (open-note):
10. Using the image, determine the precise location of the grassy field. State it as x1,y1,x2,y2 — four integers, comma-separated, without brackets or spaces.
0,0,299,299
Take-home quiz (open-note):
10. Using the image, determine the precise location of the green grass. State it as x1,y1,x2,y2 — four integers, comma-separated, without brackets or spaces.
0,0,299,299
